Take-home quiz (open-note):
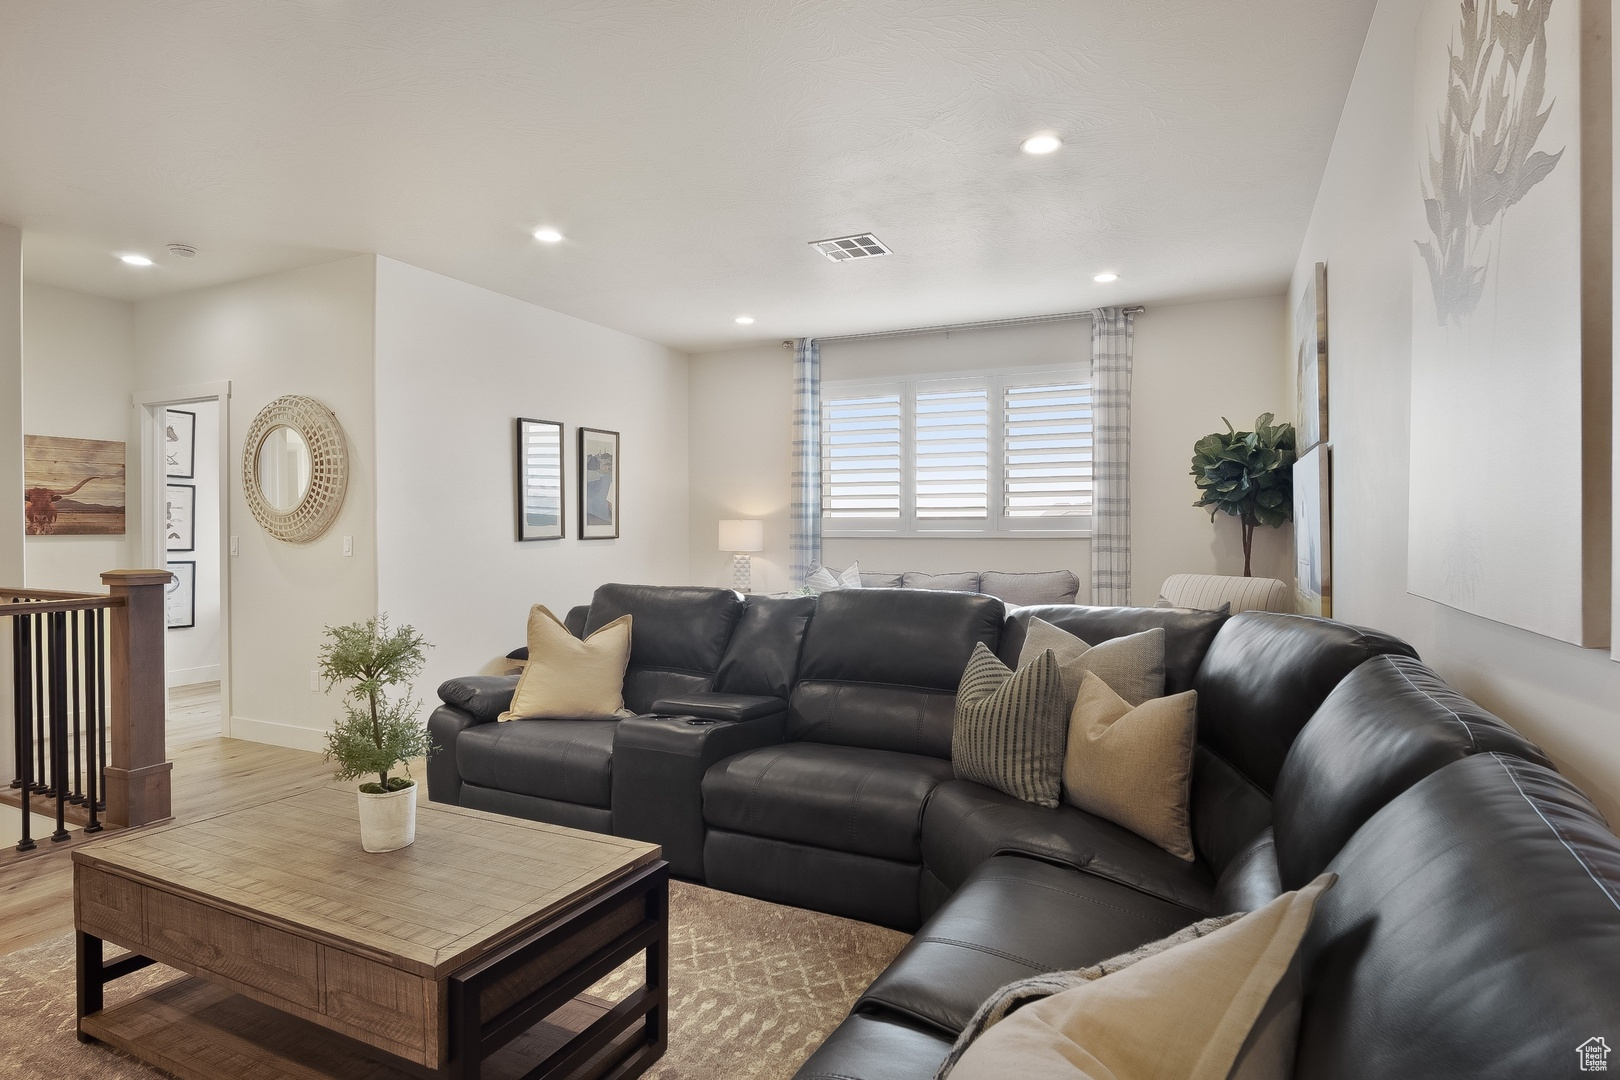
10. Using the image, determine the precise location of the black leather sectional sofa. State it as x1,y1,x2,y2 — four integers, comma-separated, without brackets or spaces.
428,583,1620,1079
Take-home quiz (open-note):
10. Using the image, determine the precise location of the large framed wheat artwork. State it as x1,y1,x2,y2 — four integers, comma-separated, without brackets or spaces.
1408,0,1611,648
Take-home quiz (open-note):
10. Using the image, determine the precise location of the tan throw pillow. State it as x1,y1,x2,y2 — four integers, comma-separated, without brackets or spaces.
947,874,1337,1080
1064,671,1196,860
1019,618,1165,707
952,643,1068,809
499,605,632,721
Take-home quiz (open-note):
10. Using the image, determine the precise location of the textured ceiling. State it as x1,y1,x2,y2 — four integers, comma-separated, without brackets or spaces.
0,1,1376,351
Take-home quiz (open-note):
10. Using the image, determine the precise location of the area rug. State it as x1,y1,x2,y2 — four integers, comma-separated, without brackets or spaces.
0,880,908,1079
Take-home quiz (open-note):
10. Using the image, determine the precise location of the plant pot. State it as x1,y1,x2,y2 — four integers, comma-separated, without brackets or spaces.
357,782,417,853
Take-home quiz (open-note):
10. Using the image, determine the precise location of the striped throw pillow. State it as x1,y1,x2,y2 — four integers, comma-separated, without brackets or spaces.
951,642,1068,808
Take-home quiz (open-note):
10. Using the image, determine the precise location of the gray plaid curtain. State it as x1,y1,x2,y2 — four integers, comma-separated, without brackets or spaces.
1090,309,1136,605
790,338,822,587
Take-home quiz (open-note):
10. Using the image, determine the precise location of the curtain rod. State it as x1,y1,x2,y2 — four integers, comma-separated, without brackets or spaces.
805,306,1146,346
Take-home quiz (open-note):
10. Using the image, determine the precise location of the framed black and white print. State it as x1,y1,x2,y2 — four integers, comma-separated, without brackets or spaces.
516,417,565,541
165,560,195,629
165,408,196,479
165,483,195,552
577,427,620,540
1295,263,1328,452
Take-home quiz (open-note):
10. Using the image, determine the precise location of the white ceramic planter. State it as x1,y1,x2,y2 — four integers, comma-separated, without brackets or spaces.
357,782,417,853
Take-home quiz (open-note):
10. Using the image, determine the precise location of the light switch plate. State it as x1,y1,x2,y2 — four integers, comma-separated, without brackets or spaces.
342,535,353,558
230,535,240,556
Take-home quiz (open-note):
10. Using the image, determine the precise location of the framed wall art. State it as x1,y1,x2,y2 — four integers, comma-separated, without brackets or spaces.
1295,262,1328,452
165,560,195,630
1409,0,1610,647
165,408,196,479
23,434,126,536
578,427,620,540
1293,445,1332,618
165,483,196,552
516,417,565,541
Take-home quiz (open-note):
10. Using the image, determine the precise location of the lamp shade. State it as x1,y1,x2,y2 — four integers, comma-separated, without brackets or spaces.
718,519,764,553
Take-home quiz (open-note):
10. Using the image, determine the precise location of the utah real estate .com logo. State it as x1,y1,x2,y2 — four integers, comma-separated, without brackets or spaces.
1580,1037,1612,1072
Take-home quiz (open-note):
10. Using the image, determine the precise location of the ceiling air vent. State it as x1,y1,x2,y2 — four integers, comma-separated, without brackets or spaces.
809,233,892,262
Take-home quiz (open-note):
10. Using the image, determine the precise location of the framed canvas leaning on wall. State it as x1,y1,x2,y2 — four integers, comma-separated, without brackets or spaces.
1294,446,1332,617
1408,0,1610,649
1296,263,1329,453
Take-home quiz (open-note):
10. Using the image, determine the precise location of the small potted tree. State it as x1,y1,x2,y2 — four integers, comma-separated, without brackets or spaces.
319,615,434,852
1190,413,1297,576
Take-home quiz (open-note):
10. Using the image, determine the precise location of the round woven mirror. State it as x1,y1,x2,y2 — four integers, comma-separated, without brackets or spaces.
242,395,348,543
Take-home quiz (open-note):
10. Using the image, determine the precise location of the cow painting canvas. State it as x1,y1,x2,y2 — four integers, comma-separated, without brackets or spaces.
24,435,126,535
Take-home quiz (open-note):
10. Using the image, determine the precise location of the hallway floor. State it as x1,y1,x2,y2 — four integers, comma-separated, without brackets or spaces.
0,684,333,955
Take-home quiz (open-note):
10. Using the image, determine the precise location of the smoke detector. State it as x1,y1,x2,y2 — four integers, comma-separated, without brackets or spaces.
166,244,198,259
809,233,892,262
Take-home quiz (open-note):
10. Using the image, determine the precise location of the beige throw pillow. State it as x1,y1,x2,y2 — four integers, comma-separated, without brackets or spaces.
948,874,1337,1080
1019,618,1165,707
499,605,632,721
1064,672,1196,860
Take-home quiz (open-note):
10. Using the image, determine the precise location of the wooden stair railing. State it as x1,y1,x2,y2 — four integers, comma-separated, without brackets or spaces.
2,569,173,855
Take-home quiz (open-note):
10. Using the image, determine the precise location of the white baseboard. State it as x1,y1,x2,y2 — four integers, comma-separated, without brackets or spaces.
229,715,329,754
167,664,221,687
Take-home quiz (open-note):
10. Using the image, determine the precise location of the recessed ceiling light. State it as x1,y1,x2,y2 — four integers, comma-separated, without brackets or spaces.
734,316,755,325
1021,133,1063,155
119,254,154,266
1093,272,1119,283
532,227,563,243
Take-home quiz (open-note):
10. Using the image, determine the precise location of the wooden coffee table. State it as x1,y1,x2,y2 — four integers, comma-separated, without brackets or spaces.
73,786,667,1080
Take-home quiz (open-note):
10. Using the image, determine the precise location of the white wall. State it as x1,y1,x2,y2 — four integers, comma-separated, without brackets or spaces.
688,297,1290,603
21,282,135,590
134,257,378,750
1131,297,1293,602
374,258,692,697
688,345,797,595
1292,0,1620,823
164,398,221,686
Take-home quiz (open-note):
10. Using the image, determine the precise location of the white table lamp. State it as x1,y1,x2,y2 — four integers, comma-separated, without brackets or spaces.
718,519,765,592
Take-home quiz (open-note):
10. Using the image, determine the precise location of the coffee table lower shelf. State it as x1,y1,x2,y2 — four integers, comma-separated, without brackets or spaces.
82,976,646,1080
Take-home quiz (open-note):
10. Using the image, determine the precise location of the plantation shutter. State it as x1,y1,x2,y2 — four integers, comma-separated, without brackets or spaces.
1003,380,1092,518
914,381,989,519
821,390,903,519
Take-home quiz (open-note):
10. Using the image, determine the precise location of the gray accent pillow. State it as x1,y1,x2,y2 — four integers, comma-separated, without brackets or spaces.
805,562,863,593
859,571,905,588
1018,617,1166,707
951,643,1067,808
903,571,982,592
981,570,1081,606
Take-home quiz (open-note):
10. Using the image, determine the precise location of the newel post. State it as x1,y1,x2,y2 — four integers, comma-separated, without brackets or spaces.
100,569,173,827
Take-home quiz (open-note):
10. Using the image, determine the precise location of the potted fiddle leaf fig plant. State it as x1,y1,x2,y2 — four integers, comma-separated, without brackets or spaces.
1191,413,1297,576
319,615,434,853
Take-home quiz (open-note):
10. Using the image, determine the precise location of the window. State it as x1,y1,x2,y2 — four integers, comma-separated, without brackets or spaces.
822,367,1091,536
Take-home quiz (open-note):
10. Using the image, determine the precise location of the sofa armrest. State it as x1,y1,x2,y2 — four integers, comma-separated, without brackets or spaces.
649,693,783,723
427,704,478,806
612,712,788,880
437,675,518,723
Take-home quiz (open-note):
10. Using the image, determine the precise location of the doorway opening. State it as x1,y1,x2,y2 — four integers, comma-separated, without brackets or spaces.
136,383,231,744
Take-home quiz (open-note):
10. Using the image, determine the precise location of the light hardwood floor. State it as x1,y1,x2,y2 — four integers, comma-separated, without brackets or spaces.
0,683,336,956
